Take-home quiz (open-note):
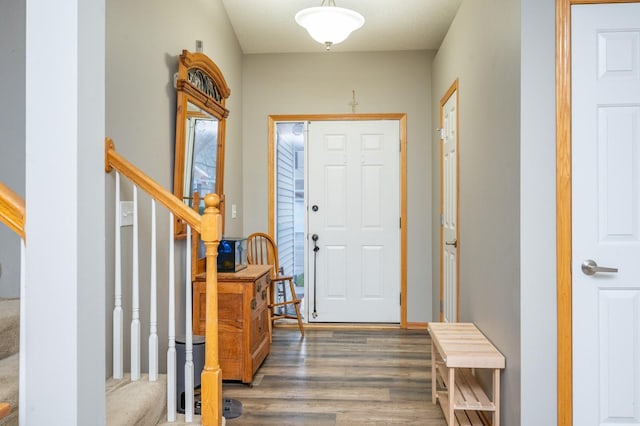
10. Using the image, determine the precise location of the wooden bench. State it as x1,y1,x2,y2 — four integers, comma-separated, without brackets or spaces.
428,322,505,426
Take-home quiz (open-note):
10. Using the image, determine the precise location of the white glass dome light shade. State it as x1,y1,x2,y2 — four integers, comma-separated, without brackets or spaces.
295,6,365,48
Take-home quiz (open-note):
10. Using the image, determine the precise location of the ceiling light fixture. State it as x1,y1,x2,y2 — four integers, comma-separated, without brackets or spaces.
295,0,365,51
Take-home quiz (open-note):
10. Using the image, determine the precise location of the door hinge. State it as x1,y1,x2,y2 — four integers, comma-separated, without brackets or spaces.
400,293,402,306
440,214,444,226
399,217,402,228
440,300,444,313
440,128,446,140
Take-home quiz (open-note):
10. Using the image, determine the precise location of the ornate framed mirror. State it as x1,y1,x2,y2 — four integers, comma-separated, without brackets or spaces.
173,49,230,237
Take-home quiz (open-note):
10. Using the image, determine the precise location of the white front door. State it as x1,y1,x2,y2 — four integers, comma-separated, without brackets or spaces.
572,3,640,424
307,120,400,323
440,84,459,323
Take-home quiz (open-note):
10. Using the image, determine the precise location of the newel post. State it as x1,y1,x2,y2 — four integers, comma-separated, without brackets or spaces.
200,193,222,425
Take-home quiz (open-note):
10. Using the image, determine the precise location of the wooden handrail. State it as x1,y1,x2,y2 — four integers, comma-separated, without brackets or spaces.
0,182,25,240
0,402,10,419
105,138,201,232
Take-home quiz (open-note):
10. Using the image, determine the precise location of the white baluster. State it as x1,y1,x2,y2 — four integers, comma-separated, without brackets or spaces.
131,186,141,381
185,224,194,422
149,199,158,381
19,240,27,425
113,172,123,379
167,213,176,422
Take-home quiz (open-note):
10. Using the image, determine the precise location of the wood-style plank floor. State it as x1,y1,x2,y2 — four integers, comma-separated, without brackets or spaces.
223,328,446,425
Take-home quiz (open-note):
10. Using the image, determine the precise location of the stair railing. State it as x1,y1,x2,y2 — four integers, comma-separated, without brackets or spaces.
0,181,26,423
0,182,25,241
105,138,223,425
0,403,10,420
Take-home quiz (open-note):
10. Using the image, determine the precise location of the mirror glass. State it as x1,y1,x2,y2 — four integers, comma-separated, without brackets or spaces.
183,102,219,213
173,49,230,237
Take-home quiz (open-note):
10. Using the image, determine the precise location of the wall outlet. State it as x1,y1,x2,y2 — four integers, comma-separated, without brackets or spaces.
231,204,237,219
120,201,134,227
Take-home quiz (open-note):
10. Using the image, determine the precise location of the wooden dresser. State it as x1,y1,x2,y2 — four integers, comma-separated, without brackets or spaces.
192,264,271,384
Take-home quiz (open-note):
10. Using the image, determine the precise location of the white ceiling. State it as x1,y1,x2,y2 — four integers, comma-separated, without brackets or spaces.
220,0,463,54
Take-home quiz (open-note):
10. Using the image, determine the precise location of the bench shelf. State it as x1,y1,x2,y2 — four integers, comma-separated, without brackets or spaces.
428,322,505,426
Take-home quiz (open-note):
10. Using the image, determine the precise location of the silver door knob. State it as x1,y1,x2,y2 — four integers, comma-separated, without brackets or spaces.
581,259,618,276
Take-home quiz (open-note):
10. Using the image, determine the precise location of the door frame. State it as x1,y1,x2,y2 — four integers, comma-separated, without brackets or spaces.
556,1,639,424
439,80,460,322
267,113,408,328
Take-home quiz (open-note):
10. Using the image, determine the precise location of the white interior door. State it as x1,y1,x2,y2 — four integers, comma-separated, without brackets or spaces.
307,120,400,323
440,86,458,323
572,3,640,424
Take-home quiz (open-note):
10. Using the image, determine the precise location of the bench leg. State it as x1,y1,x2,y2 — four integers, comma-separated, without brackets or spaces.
431,341,436,404
448,367,455,426
493,368,500,426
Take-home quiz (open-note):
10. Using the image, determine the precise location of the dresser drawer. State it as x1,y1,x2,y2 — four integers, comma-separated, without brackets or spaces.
250,304,269,353
253,274,269,305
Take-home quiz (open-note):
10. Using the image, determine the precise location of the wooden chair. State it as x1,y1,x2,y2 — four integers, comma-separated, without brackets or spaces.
246,232,304,338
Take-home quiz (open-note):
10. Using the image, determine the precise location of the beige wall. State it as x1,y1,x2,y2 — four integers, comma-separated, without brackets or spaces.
432,0,521,424
242,51,434,323
105,0,243,375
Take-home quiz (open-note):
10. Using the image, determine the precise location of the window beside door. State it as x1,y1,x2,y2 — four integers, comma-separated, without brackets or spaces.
275,122,305,313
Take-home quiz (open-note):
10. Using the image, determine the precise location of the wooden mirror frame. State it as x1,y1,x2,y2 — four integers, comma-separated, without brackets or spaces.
173,49,230,237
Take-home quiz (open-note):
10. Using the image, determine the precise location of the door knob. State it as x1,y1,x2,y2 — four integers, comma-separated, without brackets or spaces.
445,239,457,248
581,259,618,276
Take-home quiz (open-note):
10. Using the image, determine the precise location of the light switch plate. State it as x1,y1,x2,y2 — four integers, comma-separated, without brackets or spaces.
231,204,237,219
120,201,134,227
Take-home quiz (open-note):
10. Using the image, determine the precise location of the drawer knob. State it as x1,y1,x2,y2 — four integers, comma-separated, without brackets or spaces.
251,298,257,310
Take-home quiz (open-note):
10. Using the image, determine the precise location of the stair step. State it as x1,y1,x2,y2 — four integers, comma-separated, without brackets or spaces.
0,300,183,425
0,299,19,360
0,352,19,425
106,374,166,426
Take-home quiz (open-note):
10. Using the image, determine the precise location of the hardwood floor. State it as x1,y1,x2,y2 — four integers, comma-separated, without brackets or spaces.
222,328,446,425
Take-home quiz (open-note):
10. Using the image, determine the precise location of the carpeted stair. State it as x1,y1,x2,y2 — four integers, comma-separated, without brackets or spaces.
0,298,170,425
0,298,19,426
106,373,167,426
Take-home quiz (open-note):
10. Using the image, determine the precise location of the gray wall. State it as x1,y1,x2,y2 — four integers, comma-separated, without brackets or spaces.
431,0,521,424
105,0,243,375
242,51,434,323
520,0,557,424
0,0,25,299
